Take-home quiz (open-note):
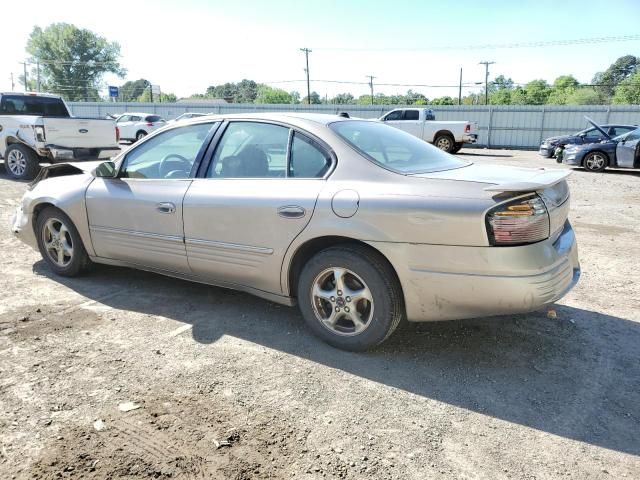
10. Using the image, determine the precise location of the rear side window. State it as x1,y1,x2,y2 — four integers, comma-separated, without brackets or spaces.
145,115,164,122
404,110,419,120
0,95,69,117
289,133,331,178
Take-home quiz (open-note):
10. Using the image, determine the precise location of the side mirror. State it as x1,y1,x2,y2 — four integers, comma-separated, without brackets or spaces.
94,161,117,178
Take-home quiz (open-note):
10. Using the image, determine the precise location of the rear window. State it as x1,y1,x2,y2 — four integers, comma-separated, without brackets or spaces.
330,120,466,174
145,115,164,123
0,95,69,117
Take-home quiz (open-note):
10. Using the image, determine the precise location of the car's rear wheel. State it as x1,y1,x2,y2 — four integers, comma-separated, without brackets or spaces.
136,130,147,141
434,133,455,153
4,144,41,180
36,207,92,277
297,245,404,351
583,152,607,172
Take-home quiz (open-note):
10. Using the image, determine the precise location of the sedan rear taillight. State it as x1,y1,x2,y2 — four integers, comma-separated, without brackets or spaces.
115,126,120,143
146,122,154,127
486,194,549,246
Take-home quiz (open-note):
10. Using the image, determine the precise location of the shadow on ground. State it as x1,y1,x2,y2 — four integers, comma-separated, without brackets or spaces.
34,261,640,456
456,150,514,158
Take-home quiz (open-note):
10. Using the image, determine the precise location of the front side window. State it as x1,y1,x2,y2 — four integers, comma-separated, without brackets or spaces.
582,128,605,141
404,110,419,120
289,133,331,178
208,122,290,178
330,120,466,174
120,123,215,179
116,115,130,123
384,111,403,121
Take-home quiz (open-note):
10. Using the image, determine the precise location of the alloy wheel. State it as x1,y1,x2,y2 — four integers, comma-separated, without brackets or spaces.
585,153,606,171
310,267,374,336
7,149,27,176
42,217,74,267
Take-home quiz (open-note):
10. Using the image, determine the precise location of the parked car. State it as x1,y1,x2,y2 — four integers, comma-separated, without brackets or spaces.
0,92,120,180
168,112,209,124
115,112,166,142
379,107,478,153
538,123,636,158
11,113,579,351
563,119,640,172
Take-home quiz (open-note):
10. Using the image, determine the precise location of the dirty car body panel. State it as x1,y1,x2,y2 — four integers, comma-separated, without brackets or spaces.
12,113,580,331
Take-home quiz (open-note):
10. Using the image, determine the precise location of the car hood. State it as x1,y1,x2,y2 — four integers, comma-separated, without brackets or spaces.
543,134,576,145
411,163,571,192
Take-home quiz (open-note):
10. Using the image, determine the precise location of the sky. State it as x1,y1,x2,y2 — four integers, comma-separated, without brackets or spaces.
1,0,639,100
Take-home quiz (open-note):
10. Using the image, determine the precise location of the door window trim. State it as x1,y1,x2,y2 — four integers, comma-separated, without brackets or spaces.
196,119,337,180
115,121,221,180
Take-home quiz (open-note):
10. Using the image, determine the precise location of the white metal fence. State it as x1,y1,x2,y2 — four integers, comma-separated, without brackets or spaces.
68,102,640,149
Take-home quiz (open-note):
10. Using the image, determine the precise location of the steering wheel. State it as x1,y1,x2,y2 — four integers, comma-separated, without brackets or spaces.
159,154,191,178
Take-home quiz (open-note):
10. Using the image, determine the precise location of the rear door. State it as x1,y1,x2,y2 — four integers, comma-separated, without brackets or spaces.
183,121,333,294
615,129,640,168
400,109,424,138
86,122,217,273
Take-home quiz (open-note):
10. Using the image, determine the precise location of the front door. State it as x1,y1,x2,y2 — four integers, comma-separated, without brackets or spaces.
183,121,333,294
86,122,217,273
615,130,640,168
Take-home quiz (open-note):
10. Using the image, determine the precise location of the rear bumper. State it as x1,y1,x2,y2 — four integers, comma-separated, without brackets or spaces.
41,145,120,162
368,221,580,322
462,134,478,144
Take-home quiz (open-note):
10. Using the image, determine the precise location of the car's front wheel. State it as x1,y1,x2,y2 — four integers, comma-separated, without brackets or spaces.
36,207,92,277
583,152,608,172
297,245,404,351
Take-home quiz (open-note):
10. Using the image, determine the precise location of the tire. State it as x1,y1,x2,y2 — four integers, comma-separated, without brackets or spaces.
135,130,147,141
451,142,463,154
583,151,608,172
434,133,455,153
4,144,41,180
36,206,92,277
297,245,405,351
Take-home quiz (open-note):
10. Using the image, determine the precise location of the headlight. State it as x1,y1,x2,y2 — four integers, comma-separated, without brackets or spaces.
486,194,549,246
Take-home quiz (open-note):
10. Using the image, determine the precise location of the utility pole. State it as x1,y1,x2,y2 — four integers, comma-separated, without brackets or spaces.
10,73,15,91
367,75,375,105
458,67,463,105
479,61,495,105
149,84,154,103
300,48,312,104
22,62,28,92
36,61,41,92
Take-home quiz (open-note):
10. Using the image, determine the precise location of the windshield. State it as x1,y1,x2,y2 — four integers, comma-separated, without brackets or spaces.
330,120,466,174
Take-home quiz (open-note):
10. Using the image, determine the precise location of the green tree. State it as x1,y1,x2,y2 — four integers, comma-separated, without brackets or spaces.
565,88,601,105
302,91,321,104
523,80,551,105
255,85,292,104
431,96,455,105
612,71,640,104
137,88,177,103
592,55,639,102
26,23,125,101
119,79,150,102
331,93,355,104
548,75,580,104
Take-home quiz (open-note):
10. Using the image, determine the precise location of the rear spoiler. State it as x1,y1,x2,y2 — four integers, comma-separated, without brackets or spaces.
484,169,571,192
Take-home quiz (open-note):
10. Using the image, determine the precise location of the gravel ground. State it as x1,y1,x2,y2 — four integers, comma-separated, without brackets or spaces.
0,149,638,479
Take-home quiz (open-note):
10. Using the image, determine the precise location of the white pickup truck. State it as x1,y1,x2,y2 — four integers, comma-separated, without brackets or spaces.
0,92,120,180
380,108,478,153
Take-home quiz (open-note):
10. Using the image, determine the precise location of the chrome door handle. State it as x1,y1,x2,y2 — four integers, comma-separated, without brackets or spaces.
156,202,176,214
277,205,306,219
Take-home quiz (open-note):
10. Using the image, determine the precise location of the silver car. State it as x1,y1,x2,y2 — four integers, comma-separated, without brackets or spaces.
11,113,580,351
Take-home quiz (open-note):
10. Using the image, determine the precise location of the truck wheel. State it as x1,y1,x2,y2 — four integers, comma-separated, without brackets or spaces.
4,144,41,180
297,245,405,351
434,134,455,153
451,142,463,154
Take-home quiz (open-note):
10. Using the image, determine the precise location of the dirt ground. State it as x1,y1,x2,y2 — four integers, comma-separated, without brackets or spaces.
0,149,638,480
